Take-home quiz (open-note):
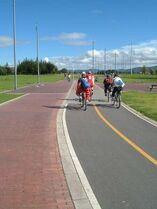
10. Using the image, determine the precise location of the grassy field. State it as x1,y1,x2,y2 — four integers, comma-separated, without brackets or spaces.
0,74,64,92
95,74,157,84
0,74,64,104
121,74,157,83
122,91,157,122
0,93,23,104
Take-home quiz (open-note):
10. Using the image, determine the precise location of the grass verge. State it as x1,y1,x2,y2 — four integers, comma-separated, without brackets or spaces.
122,91,157,122
95,74,157,84
0,74,64,92
0,93,23,104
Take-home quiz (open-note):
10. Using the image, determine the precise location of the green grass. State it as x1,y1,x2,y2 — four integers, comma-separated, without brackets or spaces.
122,91,157,121
121,74,157,83
0,74,64,92
0,93,23,104
95,74,157,84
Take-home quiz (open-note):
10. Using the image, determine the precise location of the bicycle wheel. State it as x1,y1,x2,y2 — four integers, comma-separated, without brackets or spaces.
107,91,110,102
82,92,87,111
89,88,93,101
114,93,121,108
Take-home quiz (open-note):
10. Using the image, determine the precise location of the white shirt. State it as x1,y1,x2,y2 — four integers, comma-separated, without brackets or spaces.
113,77,125,87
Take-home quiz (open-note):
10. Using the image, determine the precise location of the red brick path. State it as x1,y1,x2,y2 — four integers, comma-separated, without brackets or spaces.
0,81,75,209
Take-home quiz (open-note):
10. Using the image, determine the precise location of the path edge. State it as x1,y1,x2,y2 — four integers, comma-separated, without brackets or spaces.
56,81,102,209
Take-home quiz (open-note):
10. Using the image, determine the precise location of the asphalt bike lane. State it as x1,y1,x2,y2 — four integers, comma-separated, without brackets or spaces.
65,84,157,209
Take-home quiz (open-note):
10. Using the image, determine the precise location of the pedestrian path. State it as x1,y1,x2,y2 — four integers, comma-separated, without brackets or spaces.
0,81,75,209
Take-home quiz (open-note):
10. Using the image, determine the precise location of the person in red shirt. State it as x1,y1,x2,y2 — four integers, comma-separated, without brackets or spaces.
86,71,95,99
103,74,113,96
76,72,91,102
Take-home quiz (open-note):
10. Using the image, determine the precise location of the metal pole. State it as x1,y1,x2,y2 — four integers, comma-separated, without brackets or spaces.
92,41,95,71
13,0,17,90
72,66,74,80
36,25,40,84
115,53,117,72
130,42,133,75
104,48,106,73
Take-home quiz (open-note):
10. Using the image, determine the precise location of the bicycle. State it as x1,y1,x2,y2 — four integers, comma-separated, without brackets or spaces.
111,88,122,109
107,86,112,103
80,92,87,111
89,87,93,101
104,85,112,102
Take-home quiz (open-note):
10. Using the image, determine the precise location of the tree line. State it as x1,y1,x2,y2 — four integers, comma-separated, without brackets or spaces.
0,59,59,75
96,65,157,75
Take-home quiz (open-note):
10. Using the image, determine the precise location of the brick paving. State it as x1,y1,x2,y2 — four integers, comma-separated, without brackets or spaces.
0,80,75,209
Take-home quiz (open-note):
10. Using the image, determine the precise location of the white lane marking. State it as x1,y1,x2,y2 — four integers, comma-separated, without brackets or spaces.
63,104,102,209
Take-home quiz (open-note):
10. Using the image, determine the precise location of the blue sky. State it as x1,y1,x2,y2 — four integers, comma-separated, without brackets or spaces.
1,0,157,70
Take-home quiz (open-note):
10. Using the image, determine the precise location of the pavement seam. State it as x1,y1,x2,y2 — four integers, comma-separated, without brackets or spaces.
57,81,102,209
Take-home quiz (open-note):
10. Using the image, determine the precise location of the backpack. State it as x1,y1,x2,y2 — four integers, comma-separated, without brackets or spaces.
80,78,90,90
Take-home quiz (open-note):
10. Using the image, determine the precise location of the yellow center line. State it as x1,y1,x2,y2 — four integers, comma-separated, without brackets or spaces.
94,105,157,166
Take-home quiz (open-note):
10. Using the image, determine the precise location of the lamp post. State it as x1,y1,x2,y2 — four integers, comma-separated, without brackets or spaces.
92,41,95,71
115,52,117,72
130,42,133,75
13,0,17,90
104,48,106,73
72,65,74,80
36,25,40,84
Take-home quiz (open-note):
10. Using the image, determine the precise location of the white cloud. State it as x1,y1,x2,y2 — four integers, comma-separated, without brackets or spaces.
44,39,157,70
40,32,90,46
0,36,30,48
44,57,49,63
0,36,13,47
58,32,86,40
64,40,91,46
41,32,86,41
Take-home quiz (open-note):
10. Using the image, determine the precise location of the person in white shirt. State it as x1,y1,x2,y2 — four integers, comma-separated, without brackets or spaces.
111,73,125,97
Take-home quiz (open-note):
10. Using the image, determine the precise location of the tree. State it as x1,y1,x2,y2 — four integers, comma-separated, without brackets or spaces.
141,65,148,74
60,68,68,74
149,69,154,75
17,59,58,74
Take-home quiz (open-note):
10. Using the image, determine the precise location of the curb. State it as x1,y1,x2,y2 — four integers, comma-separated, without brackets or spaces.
97,84,157,128
122,102,157,128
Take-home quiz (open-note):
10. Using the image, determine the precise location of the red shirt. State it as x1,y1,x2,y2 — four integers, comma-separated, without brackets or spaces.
86,73,94,87
103,77,112,85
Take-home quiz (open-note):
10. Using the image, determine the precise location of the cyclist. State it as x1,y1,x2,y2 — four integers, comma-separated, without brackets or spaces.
67,73,71,82
76,72,91,103
111,73,125,97
103,74,113,96
86,71,95,96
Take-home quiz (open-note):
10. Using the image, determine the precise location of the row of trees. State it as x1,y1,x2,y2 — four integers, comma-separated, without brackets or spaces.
0,59,58,75
96,66,157,75
0,63,12,75
141,65,157,75
1,60,157,75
